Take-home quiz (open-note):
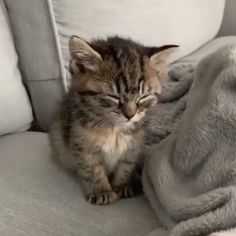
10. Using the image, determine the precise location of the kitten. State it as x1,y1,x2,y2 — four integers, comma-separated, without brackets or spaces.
49,35,177,205
209,228,236,236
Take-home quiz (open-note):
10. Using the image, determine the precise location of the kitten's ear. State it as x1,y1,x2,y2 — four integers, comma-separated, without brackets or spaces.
145,45,179,71
69,35,102,73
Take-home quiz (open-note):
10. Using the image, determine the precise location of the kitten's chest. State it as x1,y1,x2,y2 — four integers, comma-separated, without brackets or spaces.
100,130,133,154
85,128,135,171
103,152,123,172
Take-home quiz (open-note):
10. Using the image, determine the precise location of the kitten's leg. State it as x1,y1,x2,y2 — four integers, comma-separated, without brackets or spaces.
112,160,136,198
77,157,118,205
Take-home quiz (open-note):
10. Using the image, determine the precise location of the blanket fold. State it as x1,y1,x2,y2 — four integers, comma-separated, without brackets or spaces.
144,44,236,236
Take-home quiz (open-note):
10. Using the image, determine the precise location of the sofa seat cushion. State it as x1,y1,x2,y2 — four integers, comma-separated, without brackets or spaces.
0,132,157,236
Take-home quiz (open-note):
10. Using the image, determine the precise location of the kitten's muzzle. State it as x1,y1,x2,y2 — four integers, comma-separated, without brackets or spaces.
121,102,137,120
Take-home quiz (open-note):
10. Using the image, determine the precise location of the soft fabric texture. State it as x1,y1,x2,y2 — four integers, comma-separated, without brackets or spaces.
51,0,225,67
180,36,236,64
4,0,66,131
0,132,157,236
0,0,32,135
143,44,236,236
145,36,236,144
218,0,236,36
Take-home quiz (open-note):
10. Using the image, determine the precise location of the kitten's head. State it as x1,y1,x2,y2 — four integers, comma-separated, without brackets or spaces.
69,36,178,129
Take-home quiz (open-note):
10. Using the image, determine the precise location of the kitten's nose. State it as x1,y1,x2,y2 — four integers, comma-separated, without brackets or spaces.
122,103,137,120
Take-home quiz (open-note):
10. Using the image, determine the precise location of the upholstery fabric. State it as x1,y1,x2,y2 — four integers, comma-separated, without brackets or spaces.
218,0,236,36
0,132,157,236
51,0,225,67
0,0,32,135
4,0,66,131
179,36,236,63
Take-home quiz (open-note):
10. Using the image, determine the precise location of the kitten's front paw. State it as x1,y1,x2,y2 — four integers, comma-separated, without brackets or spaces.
114,185,135,199
88,191,119,205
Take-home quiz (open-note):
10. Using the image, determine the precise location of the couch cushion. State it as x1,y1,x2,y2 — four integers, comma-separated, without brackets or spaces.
0,132,157,236
178,36,236,64
51,0,225,67
4,0,66,131
0,0,33,135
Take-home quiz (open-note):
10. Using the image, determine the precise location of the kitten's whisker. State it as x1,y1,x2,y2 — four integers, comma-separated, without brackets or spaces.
86,117,107,129
94,119,107,128
141,117,157,128
90,117,111,129
144,113,158,118
144,115,160,122
141,119,151,126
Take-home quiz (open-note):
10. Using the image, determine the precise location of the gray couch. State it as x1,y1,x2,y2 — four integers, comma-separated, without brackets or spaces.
0,0,236,235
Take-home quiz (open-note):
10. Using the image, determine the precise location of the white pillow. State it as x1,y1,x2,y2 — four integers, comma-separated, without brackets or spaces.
51,0,225,67
0,1,33,135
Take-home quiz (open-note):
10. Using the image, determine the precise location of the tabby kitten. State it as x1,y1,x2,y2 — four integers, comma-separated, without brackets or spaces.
49,35,177,205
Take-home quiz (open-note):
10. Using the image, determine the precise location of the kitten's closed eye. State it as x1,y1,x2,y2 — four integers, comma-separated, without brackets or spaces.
105,95,120,104
138,94,156,104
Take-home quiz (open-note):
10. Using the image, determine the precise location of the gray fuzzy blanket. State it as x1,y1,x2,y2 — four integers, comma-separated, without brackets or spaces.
143,44,236,236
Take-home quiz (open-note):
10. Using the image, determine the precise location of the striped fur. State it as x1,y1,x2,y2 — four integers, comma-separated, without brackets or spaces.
49,36,177,205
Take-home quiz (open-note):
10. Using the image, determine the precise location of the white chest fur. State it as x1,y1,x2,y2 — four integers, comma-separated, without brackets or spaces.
103,152,123,172
85,127,134,172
